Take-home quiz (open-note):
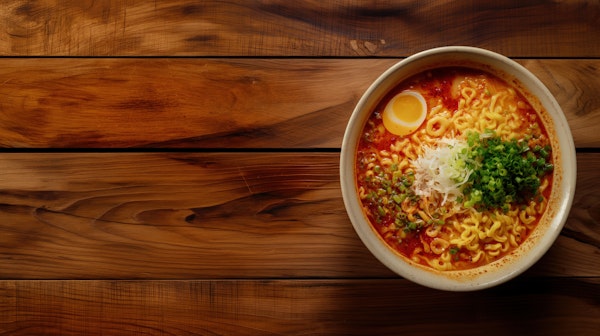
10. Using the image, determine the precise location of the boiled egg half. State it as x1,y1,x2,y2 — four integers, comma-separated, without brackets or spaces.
382,90,427,136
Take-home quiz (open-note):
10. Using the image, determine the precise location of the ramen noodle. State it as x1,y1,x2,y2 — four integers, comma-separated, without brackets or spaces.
355,67,553,271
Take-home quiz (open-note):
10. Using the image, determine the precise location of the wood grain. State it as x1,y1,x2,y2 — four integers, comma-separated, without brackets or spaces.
0,278,598,336
0,152,597,280
0,58,598,148
1,0,599,57
1,1,598,334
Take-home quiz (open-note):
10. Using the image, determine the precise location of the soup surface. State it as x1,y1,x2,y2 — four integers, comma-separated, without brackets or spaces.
355,67,554,271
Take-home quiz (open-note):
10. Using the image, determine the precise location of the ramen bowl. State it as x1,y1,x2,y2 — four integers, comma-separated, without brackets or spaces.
340,46,576,291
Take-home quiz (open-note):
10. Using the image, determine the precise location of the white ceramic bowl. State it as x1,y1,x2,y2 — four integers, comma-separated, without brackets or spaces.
340,46,576,291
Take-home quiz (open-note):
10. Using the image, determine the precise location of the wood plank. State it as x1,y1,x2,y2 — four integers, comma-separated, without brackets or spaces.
0,278,598,335
1,0,598,57
0,58,598,148
0,152,597,279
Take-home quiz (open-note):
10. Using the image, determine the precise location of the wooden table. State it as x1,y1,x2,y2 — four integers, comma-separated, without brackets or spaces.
0,1,598,335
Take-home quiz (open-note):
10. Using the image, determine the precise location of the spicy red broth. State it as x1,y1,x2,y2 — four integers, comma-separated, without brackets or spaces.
355,67,553,271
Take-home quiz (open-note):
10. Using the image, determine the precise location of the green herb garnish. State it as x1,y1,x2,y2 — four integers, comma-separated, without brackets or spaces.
462,131,553,211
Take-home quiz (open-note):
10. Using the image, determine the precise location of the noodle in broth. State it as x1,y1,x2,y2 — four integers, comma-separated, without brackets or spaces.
355,67,553,271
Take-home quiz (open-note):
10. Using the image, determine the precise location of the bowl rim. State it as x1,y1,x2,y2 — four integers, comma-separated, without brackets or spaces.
340,46,576,291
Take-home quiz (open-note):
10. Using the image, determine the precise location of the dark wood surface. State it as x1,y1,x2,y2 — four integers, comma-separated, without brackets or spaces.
0,58,598,148
0,1,599,335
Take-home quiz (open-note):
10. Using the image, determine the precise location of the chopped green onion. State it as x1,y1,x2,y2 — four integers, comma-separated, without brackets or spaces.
462,131,553,210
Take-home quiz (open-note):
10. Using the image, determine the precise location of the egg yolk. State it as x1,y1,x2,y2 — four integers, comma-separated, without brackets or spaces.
382,90,427,136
